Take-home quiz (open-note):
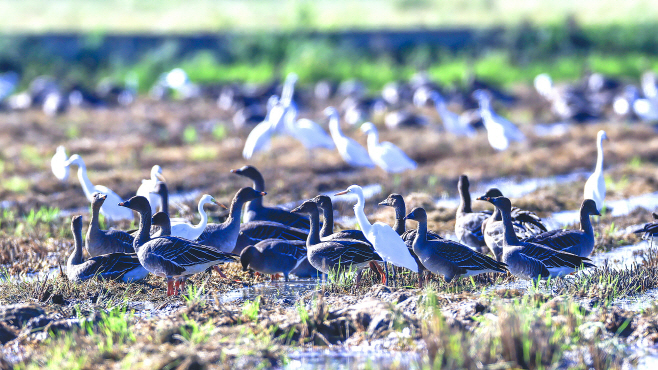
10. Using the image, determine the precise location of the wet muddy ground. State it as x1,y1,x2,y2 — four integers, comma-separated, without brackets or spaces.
2,96,658,368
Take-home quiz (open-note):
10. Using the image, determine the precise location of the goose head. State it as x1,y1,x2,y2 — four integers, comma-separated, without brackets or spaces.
378,193,404,209
581,199,601,216
240,246,259,271
477,195,512,214
233,187,266,204
71,214,83,235
404,207,427,223
91,192,107,208
480,188,504,199
311,195,333,210
118,195,151,214
230,165,263,183
151,212,171,232
291,200,319,216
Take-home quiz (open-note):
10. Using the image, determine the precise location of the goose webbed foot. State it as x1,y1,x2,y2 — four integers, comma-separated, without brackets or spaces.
213,265,228,279
167,279,175,296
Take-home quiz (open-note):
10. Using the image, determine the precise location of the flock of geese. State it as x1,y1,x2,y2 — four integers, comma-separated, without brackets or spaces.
43,68,641,296
53,124,620,295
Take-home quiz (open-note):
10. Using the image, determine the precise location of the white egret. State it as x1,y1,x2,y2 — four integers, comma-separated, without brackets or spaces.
360,122,417,173
584,130,608,211
63,154,134,222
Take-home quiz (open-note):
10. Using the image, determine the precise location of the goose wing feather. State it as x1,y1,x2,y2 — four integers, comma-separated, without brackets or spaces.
519,241,593,268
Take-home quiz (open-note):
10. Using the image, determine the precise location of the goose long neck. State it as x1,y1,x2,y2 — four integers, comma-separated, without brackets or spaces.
580,207,594,236
74,159,95,200
416,219,428,242
160,188,169,214
224,195,246,232
458,183,472,214
306,208,321,246
90,202,102,230
319,205,334,238
491,206,501,221
248,175,265,209
69,224,84,266
392,203,406,235
353,192,372,236
499,206,519,245
595,136,605,173
134,207,152,250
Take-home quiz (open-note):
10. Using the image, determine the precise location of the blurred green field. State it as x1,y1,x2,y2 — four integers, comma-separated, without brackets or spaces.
0,0,657,33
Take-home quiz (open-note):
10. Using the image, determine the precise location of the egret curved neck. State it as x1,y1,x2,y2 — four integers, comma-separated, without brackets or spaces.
73,160,95,200
353,194,372,236
192,200,209,231
365,131,379,151
328,114,343,138
595,137,605,173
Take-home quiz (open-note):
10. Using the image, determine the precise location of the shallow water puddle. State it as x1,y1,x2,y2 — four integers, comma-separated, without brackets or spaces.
219,279,319,304
590,241,655,268
285,348,421,370
435,171,588,209
548,192,658,228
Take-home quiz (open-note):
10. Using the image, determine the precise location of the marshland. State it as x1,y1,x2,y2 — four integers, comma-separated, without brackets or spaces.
3,1,658,369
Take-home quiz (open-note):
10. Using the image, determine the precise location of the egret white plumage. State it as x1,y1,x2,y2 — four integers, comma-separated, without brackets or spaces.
51,146,70,182
136,165,165,214
170,194,224,240
584,130,608,211
242,96,280,159
420,89,476,137
473,90,525,151
360,122,417,173
335,185,419,272
63,154,134,222
324,107,375,168
282,106,335,150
